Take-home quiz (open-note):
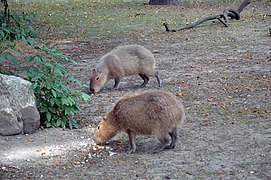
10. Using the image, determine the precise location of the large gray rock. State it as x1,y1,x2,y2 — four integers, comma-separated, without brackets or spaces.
0,74,40,135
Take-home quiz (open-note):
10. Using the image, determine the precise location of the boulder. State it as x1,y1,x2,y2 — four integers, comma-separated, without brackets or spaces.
0,74,40,135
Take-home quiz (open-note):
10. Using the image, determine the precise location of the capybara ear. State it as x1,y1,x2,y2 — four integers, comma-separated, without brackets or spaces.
103,115,107,121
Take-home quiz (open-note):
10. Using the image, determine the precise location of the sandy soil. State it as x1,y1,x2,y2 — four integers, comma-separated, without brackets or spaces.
1,1,271,179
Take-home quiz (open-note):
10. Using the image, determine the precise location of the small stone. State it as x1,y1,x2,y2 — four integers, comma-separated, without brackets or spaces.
109,151,117,156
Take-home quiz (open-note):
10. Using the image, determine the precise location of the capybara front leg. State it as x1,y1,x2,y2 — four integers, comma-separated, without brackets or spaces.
165,127,177,149
155,71,162,87
139,74,149,87
113,78,121,89
127,129,137,154
148,135,170,154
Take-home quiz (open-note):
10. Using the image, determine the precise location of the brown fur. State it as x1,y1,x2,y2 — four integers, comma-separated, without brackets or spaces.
93,91,185,154
89,45,161,93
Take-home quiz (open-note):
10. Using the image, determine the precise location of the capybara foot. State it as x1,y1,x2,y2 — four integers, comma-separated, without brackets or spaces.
148,144,168,154
127,149,136,154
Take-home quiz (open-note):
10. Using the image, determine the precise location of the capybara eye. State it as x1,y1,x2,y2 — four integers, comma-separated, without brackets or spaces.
96,77,99,81
97,125,100,130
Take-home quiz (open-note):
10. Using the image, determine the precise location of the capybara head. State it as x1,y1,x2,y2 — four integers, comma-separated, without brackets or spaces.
89,69,107,93
93,113,118,145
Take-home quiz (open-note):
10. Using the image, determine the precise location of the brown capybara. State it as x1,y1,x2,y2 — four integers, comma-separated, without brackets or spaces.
89,45,161,93
93,91,185,154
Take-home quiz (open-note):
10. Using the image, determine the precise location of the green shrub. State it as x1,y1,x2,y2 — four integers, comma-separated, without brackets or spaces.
24,45,90,129
1,0,37,73
1,1,90,129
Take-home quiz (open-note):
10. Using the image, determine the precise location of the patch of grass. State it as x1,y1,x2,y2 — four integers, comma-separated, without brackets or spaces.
8,0,247,42
9,0,231,41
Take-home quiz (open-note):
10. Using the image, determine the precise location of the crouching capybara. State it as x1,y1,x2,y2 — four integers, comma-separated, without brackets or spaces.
89,45,161,93
93,91,185,154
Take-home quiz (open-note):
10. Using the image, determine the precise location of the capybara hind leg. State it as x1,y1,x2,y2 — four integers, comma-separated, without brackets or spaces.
165,127,177,149
127,129,137,154
149,144,168,154
155,71,162,87
148,135,170,154
113,78,121,89
139,74,149,87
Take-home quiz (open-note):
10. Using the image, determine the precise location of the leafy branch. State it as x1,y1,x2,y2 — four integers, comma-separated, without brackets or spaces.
0,3,90,129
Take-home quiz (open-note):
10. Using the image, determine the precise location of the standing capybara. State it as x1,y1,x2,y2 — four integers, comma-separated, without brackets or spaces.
89,45,161,93
93,91,185,154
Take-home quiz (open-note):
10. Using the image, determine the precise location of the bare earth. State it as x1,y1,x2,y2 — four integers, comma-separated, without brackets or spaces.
1,2,271,179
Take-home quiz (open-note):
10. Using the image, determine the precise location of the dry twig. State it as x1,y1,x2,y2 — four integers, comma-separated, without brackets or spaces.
164,0,251,32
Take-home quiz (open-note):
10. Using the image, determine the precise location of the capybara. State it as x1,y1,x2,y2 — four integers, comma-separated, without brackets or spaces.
89,45,161,93
93,91,185,154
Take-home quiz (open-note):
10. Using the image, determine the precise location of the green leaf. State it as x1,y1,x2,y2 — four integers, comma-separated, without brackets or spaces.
68,120,73,129
0,30,5,37
81,93,90,102
55,68,64,76
46,112,52,121
55,98,61,106
40,106,48,113
61,120,66,128
64,107,69,115
22,35,27,44
74,104,82,112
51,89,57,98
68,97,75,105
68,119,78,129
3,28,10,34
73,122,79,129
27,37,34,45
56,119,62,127
34,46,42,50
49,107,56,113
31,82,38,90
50,98,55,106
46,122,51,128
1,52,19,66
62,98,67,105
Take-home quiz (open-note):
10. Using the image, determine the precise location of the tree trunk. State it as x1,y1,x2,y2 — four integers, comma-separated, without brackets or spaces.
149,0,180,5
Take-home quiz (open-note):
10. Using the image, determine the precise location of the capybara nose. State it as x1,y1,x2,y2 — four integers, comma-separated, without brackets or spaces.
90,88,95,93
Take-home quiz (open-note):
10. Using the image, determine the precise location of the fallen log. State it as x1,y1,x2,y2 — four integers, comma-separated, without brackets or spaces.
163,0,251,32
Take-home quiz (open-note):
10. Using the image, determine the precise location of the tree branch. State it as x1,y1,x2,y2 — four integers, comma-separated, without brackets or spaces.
164,0,251,32
237,0,251,13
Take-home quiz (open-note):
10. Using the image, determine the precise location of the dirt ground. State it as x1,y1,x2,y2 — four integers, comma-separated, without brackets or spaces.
1,1,271,179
